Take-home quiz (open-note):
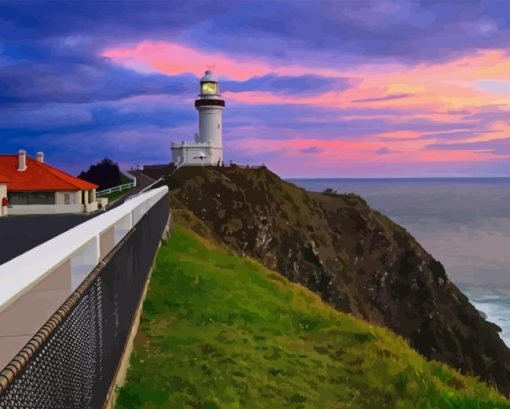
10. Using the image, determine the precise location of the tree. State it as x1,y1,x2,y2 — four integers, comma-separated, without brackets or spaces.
78,158,122,191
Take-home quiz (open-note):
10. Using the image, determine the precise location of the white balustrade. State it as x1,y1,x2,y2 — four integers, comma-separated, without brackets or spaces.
0,186,168,313
0,186,168,369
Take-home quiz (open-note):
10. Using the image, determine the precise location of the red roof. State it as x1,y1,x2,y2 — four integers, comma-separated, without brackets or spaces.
0,173,10,184
0,155,98,191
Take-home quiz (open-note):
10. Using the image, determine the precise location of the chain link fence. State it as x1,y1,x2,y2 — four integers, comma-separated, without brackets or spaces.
0,193,169,409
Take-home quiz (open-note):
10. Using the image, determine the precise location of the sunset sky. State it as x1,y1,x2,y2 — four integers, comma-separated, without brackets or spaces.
2,0,510,177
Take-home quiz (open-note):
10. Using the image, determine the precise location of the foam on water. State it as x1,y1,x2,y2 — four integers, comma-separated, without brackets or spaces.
465,289,510,346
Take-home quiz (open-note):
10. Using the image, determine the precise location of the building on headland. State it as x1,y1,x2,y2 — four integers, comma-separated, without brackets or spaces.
0,150,99,216
171,70,225,166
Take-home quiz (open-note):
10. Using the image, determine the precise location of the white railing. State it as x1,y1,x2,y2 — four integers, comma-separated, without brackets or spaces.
0,186,168,313
96,181,135,197
121,170,137,186
126,177,164,200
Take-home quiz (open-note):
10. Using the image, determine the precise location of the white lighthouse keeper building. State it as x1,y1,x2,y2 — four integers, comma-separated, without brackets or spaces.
171,70,225,166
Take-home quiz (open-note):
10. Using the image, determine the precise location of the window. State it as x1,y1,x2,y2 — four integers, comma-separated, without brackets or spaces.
8,192,55,205
201,82,217,95
64,193,70,205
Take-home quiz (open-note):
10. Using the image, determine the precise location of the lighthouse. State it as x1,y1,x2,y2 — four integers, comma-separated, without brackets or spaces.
171,71,225,166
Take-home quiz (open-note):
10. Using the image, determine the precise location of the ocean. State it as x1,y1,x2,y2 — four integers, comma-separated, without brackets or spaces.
289,178,510,346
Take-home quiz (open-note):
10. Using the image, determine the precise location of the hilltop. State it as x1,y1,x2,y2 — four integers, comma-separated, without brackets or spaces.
159,165,510,394
117,225,510,408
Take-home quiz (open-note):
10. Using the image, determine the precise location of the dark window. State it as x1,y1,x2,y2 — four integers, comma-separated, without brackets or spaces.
8,191,56,205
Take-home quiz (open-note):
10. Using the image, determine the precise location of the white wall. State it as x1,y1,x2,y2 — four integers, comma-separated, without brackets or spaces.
172,144,223,166
85,201,98,213
7,190,98,214
9,204,85,215
197,106,223,148
171,146,184,165
0,183,7,217
55,191,80,205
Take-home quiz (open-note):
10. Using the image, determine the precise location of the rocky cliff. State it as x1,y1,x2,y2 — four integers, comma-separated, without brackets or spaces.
161,165,510,394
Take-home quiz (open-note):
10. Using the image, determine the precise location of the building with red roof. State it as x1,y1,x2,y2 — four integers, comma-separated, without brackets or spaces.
0,150,99,216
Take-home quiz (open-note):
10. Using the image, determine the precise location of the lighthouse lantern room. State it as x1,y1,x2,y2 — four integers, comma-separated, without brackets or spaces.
171,71,225,166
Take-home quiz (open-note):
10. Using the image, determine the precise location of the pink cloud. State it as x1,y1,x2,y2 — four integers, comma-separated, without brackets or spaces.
103,40,510,174
104,41,273,81
229,135,497,169
104,41,510,114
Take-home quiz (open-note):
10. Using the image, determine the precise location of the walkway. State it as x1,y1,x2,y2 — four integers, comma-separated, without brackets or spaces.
0,172,158,265
129,171,156,195
0,214,92,265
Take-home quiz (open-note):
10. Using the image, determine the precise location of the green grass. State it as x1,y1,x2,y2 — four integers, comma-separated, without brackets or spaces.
100,188,130,203
116,225,510,409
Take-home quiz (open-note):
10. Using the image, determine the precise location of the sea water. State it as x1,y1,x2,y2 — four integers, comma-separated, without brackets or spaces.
290,178,510,346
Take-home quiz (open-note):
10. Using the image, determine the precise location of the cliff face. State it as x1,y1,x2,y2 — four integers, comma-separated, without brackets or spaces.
164,165,510,394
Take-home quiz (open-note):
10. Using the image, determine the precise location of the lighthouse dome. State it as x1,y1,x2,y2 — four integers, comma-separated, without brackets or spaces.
201,70,218,82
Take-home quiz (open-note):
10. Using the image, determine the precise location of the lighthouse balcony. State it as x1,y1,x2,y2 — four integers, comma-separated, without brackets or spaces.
171,141,213,148
194,99,225,108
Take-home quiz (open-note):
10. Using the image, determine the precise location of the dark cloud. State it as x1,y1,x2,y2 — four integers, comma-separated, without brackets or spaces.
187,0,510,65
226,103,469,138
0,53,194,104
0,1,228,45
0,0,509,175
223,74,353,96
2,0,509,65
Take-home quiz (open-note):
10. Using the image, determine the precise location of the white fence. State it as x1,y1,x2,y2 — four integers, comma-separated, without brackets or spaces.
0,186,169,369
121,170,137,185
96,181,135,197
94,170,138,198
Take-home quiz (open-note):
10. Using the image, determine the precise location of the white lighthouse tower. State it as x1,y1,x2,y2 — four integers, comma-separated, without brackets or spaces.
171,70,225,166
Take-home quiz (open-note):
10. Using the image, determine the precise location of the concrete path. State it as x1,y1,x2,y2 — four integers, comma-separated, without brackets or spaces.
0,174,161,371
0,214,92,265
129,171,156,195
0,172,157,265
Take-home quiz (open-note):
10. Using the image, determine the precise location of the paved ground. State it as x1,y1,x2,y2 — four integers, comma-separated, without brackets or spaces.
128,171,156,195
0,171,159,265
102,171,156,211
0,171,166,372
0,214,92,264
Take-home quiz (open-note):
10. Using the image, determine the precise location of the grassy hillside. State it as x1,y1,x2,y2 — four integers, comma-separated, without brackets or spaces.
166,166,510,392
116,225,510,409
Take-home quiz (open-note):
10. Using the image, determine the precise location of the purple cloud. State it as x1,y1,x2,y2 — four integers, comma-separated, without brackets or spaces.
353,93,413,103
421,129,503,140
1,0,510,177
223,74,354,97
376,147,400,155
426,138,510,155
300,146,323,154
